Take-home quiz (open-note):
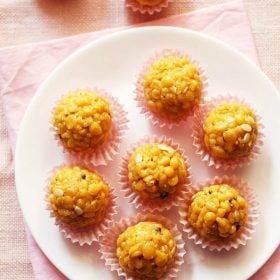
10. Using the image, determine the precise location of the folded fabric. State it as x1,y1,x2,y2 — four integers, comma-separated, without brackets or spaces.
0,0,278,279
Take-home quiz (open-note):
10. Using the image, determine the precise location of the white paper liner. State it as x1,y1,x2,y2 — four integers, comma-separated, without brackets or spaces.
125,0,171,15
192,95,264,169
178,175,259,251
119,135,191,212
45,164,118,246
135,49,208,129
99,213,186,279
50,88,128,167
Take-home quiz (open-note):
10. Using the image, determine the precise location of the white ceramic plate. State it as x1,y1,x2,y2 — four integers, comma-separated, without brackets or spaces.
15,27,280,280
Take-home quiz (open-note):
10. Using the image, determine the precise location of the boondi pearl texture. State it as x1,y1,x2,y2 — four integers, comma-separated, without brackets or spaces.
135,0,163,5
116,221,177,278
143,56,202,119
128,143,187,200
53,90,112,152
203,102,258,158
187,184,248,241
49,166,109,229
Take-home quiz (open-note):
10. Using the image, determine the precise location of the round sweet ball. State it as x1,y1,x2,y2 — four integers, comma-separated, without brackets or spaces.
188,184,248,241
128,143,187,200
116,221,177,279
49,166,109,229
135,0,163,6
53,90,112,152
143,56,202,119
203,102,258,158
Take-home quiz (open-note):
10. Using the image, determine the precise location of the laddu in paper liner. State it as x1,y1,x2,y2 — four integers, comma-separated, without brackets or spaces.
50,88,128,167
125,0,171,15
99,213,186,280
45,164,118,246
119,135,192,212
178,175,259,251
135,49,208,129
192,95,264,170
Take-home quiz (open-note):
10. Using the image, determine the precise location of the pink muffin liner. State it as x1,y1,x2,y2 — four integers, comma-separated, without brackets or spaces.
50,88,128,167
178,175,259,251
99,213,186,280
135,49,208,129
45,164,118,246
125,0,171,15
119,135,191,212
192,95,264,169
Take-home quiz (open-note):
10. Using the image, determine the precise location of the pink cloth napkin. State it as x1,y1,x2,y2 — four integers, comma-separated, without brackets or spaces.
0,0,279,279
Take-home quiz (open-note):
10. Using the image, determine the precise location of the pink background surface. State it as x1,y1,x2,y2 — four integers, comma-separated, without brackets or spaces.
0,0,279,279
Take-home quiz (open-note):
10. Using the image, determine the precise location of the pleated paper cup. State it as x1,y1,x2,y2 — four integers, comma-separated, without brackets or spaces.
119,135,191,212
135,49,208,129
125,0,171,15
51,88,128,167
99,213,186,279
46,164,118,246
192,95,264,169
179,175,259,251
